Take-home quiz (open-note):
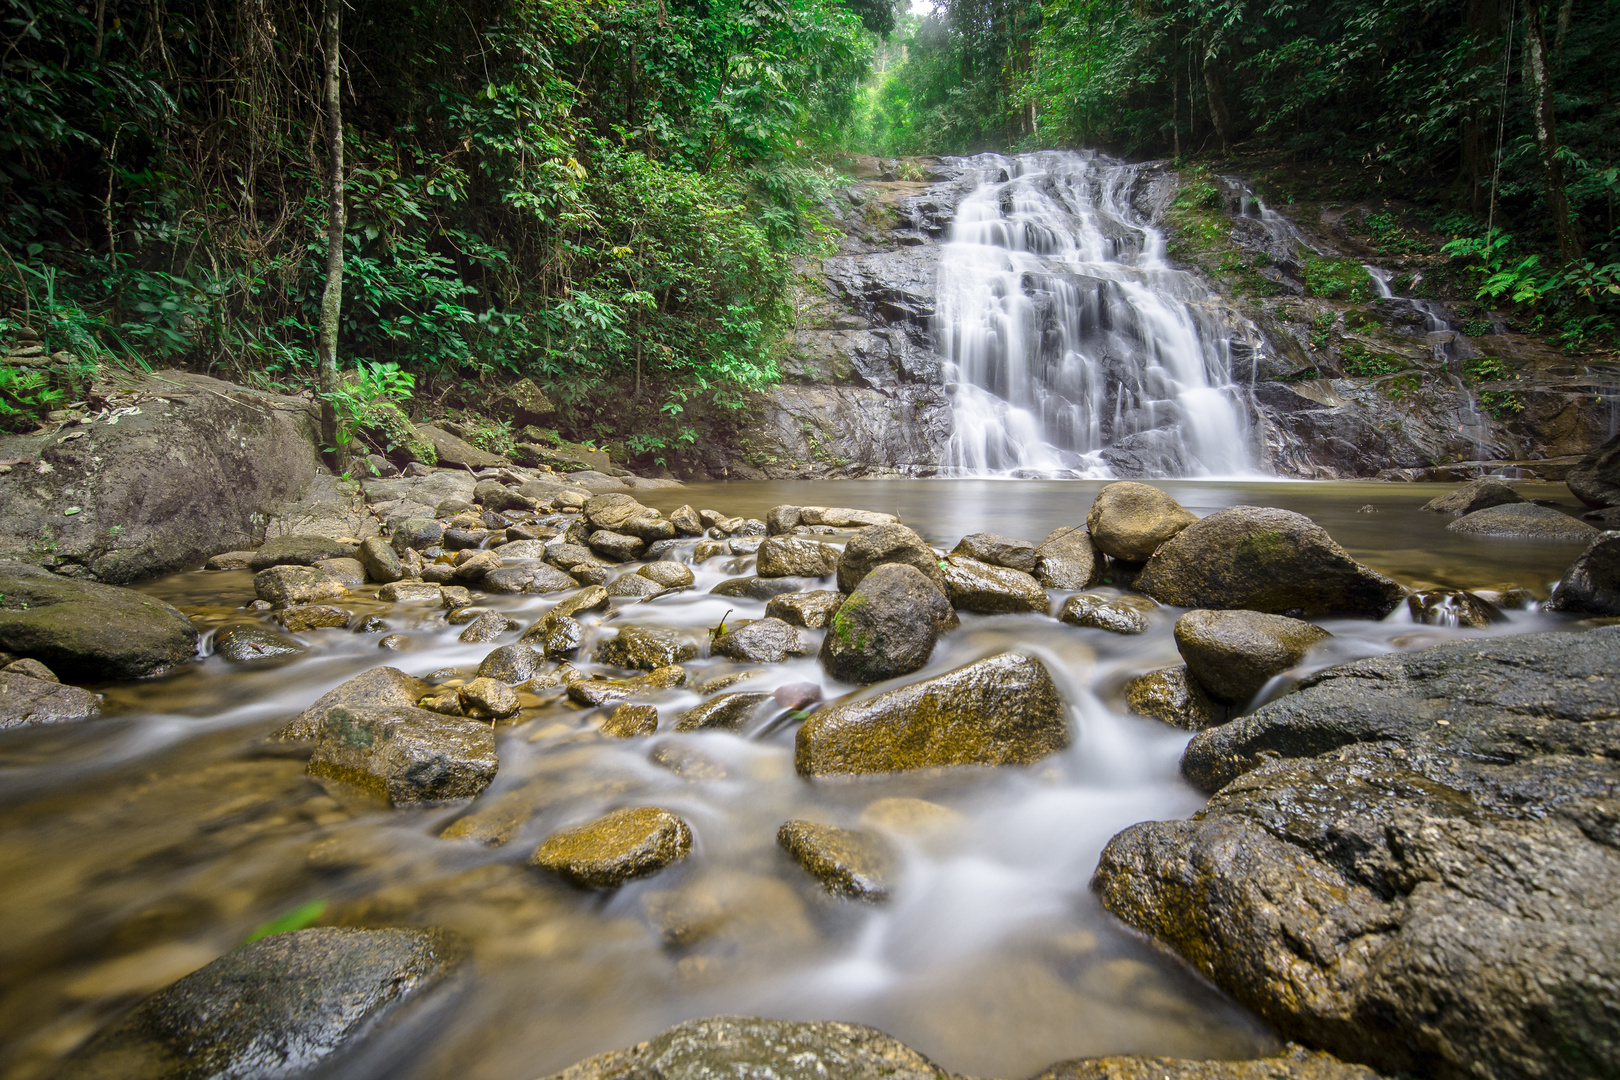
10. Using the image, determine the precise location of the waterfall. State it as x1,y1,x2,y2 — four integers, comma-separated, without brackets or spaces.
935,151,1254,478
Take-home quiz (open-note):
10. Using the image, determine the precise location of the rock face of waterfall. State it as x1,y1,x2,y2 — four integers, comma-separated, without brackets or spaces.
936,151,1252,477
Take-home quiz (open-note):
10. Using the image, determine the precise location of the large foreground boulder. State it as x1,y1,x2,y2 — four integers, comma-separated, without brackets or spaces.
1567,430,1620,507
537,1016,948,1080
0,562,198,679
1086,482,1198,561
819,564,957,684
0,370,320,582
797,652,1066,776
57,927,462,1080
1093,626,1620,1080
1133,506,1406,618
1546,532,1620,615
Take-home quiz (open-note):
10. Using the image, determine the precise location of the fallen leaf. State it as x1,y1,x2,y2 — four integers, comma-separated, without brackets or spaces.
64,506,81,515
57,430,87,443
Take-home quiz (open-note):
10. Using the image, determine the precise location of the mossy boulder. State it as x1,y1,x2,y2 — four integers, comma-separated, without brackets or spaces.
1174,609,1332,705
819,564,957,685
1086,482,1199,561
797,652,1067,777
1134,506,1407,618
777,820,897,902
528,806,692,888
0,561,198,680
361,401,437,464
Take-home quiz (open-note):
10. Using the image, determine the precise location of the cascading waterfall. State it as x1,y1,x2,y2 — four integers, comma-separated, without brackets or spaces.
936,150,1254,478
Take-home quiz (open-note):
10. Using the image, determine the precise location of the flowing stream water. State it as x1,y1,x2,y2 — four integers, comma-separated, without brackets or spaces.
0,478,1601,1080
937,152,1252,478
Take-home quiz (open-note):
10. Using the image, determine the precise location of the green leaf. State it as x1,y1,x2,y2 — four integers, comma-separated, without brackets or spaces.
244,899,327,944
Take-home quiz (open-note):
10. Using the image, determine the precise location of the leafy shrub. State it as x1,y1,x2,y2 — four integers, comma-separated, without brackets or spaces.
1303,259,1375,301
0,366,64,432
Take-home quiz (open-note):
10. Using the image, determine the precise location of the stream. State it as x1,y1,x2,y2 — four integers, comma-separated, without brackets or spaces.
0,477,1601,1080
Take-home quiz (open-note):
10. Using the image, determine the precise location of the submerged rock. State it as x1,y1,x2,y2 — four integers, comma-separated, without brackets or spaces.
566,665,687,708
595,626,699,671
777,820,897,901
950,531,1037,573
711,618,807,663
1173,609,1332,705
1546,532,1620,615
765,589,846,628
602,703,658,738
1059,593,1152,635
1420,477,1524,515
535,1015,947,1080
1033,525,1104,590
56,927,462,1080
0,670,100,729
0,562,199,680
797,652,1067,776
1122,666,1229,731
529,806,692,888
1446,501,1598,541
756,536,840,578
940,555,1049,614
819,564,957,685
835,522,944,593
1133,506,1407,618
1086,482,1199,561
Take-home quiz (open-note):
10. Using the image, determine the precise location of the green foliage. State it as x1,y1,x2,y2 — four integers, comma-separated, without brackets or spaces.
1309,314,1335,351
463,417,516,457
1480,388,1525,419
1341,342,1403,378
1303,259,1375,302
245,899,327,944
0,365,64,431
322,361,415,453
1464,355,1515,383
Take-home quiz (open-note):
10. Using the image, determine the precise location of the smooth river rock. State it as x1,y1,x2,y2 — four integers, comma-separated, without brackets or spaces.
950,531,1037,573
819,564,957,685
1085,481,1199,561
1059,593,1152,635
756,535,840,578
835,522,944,593
1031,1045,1385,1080
595,626,699,671
529,806,692,888
0,561,199,680
307,698,498,805
56,927,462,1080
1546,531,1620,615
673,691,773,733
1123,665,1230,730
1133,506,1407,618
940,555,1049,614
1446,501,1598,541
1033,525,1104,590
0,669,100,728
777,820,897,901
765,589,845,628
1173,609,1332,705
710,618,808,663
797,652,1067,777
1419,477,1524,515
1094,626,1620,1080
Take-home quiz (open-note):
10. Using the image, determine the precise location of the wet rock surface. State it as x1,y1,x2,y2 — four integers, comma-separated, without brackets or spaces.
1033,526,1104,590
1546,531,1620,615
1122,666,1229,730
798,652,1067,776
949,531,1037,573
1173,609,1331,705
253,564,350,608
249,534,358,570
595,626,699,671
777,820,897,901
1134,506,1407,618
0,670,100,728
765,589,846,628
56,927,462,1080
1567,430,1620,507
1446,501,1598,541
602,703,658,738
1059,593,1152,635
836,523,945,593
819,564,957,684
1095,626,1620,1080
710,618,808,663
308,698,499,805
1085,482,1199,561
0,561,199,679
1030,1046,1384,1080
1419,477,1524,515
674,691,774,733
214,625,307,663
940,555,1049,614
529,807,693,888
755,536,840,578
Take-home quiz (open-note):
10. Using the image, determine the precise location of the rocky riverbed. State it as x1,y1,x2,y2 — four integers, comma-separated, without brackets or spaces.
0,461,1616,1080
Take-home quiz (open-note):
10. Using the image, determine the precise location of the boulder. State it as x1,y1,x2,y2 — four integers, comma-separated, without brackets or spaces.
213,625,307,663
1447,501,1598,541
819,564,957,685
1059,593,1152,635
0,562,199,680
458,610,518,643
765,590,846,629
1030,1046,1384,1080
940,555,1049,614
476,643,541,684
356,536,404,583
605,573,666,600
450,550,502,583
493,377,556,425
483,564,579,594
414,423,509,469
1567,430,1620,507
756,536,839,578
1034,526,1104,589
204,551,255,570
693,540,729,561
390,516,443,553
710,575,820,601
776,820,897,901
473,479,531,513
673,691,773,733
271,665,425,741
1133,506,1407,618
583,493,651,532
528,806,692,888
275,604,351,633
1174,610,1332,705
3,657,56,680
249,534,359,570
536,1016,945,1080
1123,666,1230,730
835,523,944,593
1086,482,1198,561
595,626,699,671
602,703,658,738
378,581,442,603
950,531,1037,573
0,670,100,729
526,614,582,658
587,530,645,562
1096,626,1620,1080
1420,477,1525,515
638,561,695,589
765,504,802,534
307,691,497,804
728,536,763,556
619,513,677,542
710,618,807,663
546,541,612,571
0,370,320,583
56,928,461,1080
669,505,703,536
799,506,900,528
797,652,1067,776
460,676,520,719
311,556,366,589
1546,532,1620,615
253,564,349,608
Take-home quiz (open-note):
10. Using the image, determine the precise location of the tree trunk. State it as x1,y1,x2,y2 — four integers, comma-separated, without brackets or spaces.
1203,48,1232,154
1457,0,1504,212
316,0,346,467
1524,0,1583,261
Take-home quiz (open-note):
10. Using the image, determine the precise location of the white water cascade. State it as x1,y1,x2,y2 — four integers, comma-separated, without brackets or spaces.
936,151,1254,478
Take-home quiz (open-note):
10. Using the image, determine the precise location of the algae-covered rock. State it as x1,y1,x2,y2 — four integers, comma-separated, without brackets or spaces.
797,652,1067,776
777,820,897,901
415,423,508,469
940,554,1049,614
536,1016,949,1080
602,703,658,738
308,701,498,804
56,927,461,1080
362,401,438,464
1546,532,1620,616
272,665,427,741
1134,506,1407,618
756,536,840,578
673,691,773,733
1122,666,1229,730
835,523,944,593
528,806,692,888
0,561,199,680
819,564,957,685
1174,609,1332,705
275,604,352,633
711,618,807,663
595,626,698,671
1420,477,1524,515
1086,482,1198,561
765,590,846,629
1034,525,1103,589
1059,593,1152,634
1447,501,1598,541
